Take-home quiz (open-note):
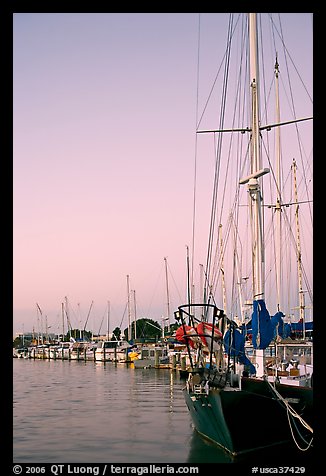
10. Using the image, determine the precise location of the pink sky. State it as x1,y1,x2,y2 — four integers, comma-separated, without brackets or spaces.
13,13,313,336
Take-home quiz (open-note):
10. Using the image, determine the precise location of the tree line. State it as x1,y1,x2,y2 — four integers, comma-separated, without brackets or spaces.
13,318,179,348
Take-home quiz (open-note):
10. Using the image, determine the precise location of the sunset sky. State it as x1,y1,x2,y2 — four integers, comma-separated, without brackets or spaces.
13,13,313,337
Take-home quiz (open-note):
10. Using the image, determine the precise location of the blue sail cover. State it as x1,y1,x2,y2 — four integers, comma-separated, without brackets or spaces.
271,311,291,339
251,299,274,349
291,321,313,332
239,310,306,341
251,299,291,348
223,328,256,374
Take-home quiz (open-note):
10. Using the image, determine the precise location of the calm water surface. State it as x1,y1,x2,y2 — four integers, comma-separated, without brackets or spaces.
13,359,314,466
13,359,231,463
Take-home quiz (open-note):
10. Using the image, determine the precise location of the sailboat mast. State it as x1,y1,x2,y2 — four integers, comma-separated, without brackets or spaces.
218,224,227,314
78,303,82,339
292,159,306,334
274,56,282,310
132,290,137,340
107,300,110,341
164,257,171,332
36,303,44,344
45,315,49,343
186,245,191,306
248,13,266,301
61,302,65,341
83,300,94,335
127,274,131,341
64,296,72,340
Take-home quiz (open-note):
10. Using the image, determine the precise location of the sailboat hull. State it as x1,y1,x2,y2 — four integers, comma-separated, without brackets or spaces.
184,377,312,457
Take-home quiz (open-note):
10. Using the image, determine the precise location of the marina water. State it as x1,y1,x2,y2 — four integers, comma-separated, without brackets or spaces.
13,359,314,466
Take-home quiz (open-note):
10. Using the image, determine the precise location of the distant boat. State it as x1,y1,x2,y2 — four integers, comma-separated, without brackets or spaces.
28,344,50,359
94,340,132,362
175,12,313,458
13,347,28,358
132,344,169,368
69,341,97,361
48,341,73,360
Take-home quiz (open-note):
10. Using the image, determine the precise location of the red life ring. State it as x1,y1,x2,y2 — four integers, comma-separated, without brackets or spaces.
196,322,223,350
175,325,199,348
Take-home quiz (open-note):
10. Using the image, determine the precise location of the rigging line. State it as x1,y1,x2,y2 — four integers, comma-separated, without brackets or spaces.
97,305,108,336
262,141,311,297
118,301,127,330
264,14,313,233
261,135,284,211
202,267,217,309
295,145,313,233
287,121,313,228
286,410,314,452
277,197,313,305
217,19,248,232
196,13,241,131
227,21,252,299
300,257,313,305
276,14,313,227
266,380,313,449
296,167,313,204
166,259,183,302
210,211,241,311
265,206,284,309
230,213,248,318
257,41,275,191
267,13,313,104
257,13,270,144
263,168,313,311
83,300,94,332
206,14,234,290
209,182,243,308
210,197,242,309
268,388,313,451
210,141,250,311
191,13,201,299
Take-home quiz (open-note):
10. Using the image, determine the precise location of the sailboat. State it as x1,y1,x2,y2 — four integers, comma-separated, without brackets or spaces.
174,13,313,457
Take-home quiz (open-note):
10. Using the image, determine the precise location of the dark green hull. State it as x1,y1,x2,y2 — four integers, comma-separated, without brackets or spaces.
184,377,313,457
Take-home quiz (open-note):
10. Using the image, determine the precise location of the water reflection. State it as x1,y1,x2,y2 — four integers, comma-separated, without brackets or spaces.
186,430,232,463
186,427,315,466
13,360,314,466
